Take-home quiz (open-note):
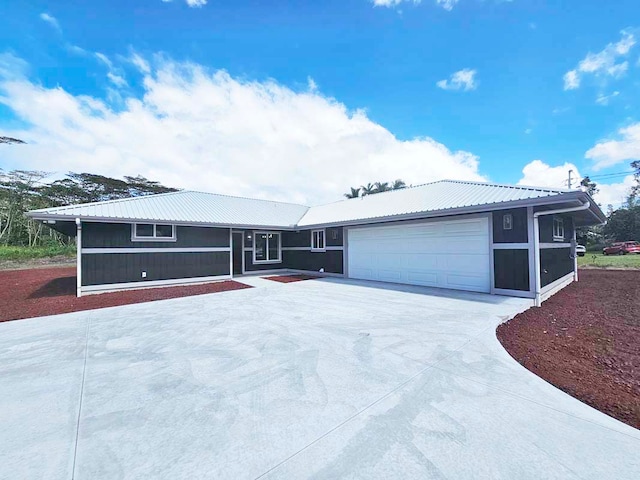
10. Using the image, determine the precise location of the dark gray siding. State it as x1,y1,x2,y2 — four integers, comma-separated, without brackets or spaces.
538,215,574,243
243,251,283,272
83,222,229,248
540,248,573,287
281,227,344,248
492,208,528,243
493,249,529,291
284,250,343,274
82,252,229,286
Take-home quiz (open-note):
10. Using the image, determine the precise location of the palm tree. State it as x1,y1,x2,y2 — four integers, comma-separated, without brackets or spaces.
361,183,376,196
344,187,361,199
391,179,406,190
373,181,391,193
0,136,25,144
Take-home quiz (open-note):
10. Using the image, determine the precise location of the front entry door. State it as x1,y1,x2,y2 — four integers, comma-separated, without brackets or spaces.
232,232,244,275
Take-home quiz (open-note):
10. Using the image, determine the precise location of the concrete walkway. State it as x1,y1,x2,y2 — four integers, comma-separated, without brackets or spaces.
1,278,638,479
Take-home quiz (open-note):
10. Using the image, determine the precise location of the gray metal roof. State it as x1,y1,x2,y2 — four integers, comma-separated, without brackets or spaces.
298,180,585,227
28,180,603,228
29,190,309,228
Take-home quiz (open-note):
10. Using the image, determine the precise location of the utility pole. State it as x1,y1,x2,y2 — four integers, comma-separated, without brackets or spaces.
567,169,573,189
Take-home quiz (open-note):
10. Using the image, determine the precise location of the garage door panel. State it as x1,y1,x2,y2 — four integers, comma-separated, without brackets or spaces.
347,217,490,293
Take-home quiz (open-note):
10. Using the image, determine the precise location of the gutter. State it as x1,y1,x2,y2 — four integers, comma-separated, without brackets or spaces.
532,200,591,307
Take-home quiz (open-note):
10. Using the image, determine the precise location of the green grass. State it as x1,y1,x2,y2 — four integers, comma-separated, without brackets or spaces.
0,245,76,261
578,252,640,269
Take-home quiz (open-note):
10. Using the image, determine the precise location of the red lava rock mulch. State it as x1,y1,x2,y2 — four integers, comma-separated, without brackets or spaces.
497,269,640,429
263,274,320,283
0,267,252,323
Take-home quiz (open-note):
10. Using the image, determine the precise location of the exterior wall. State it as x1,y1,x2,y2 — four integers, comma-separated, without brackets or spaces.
540,247,573,287
492,207,528,243
83,222,228,248
538,214,574,243
80,222,230,287
242,227,344,274
491,209,532,295
493,249,530,291
537,214,575,288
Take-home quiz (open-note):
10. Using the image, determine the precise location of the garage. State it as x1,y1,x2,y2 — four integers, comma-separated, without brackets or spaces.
347,215,491,293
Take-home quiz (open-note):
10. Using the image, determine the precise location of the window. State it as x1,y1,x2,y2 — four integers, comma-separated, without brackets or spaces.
311,229,325,251
553,217,564,241
132,223,176,241
254,232,281,263
502,214,513,230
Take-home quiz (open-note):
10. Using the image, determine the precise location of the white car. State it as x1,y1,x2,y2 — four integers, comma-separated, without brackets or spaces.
575,244,586,257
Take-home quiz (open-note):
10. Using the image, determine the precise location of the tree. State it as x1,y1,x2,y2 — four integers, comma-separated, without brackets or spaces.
373,182,391,194
580,176,598,196
360,183,376,196
391,179,407,190
0,136,25,144
0,170,178,247
344,187,361,199
631,160,640,201
604,206,640,242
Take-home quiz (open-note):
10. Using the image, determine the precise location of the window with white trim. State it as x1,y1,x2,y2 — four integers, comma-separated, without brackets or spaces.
132,223,176,241
254,232,281,263
311,229,325,251
553,217,564,241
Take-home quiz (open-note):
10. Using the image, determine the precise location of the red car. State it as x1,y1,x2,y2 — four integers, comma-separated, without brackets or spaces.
603,241,640,255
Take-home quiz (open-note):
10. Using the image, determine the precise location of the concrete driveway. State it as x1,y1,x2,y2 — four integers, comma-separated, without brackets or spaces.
1,278,638,479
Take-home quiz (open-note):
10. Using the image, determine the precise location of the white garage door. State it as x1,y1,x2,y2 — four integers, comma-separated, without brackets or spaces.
347,216,491,293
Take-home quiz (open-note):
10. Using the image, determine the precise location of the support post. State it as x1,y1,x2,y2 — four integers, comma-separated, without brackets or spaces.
229,228,233,279
76,218,82,298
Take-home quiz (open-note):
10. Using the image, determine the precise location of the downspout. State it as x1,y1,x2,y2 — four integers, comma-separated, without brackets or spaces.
76,218,82,298
532,201,590,307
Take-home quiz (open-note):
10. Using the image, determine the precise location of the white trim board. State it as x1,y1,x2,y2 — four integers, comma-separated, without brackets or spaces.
539,272,574,303
539,243,572,249
281,246,344,251
82,247,230,254
81,274,233,295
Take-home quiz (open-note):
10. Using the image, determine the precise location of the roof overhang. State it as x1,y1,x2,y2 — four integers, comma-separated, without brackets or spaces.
28,190,606,231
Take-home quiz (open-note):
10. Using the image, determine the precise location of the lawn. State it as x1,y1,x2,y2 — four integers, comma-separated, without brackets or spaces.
578,252,640,269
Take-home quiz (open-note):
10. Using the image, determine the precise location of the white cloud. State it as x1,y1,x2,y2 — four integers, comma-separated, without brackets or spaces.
596,175,635,207
518,159,635,207
0,55,486,205
585,122,640,170
39,13,61,32
162,0,208,6
437,68,477,91
95,52,128,87
563,30,636,90
129,53,151,74
436,0,459,10
595,90,619,105
518,160,581,190
371,0,420,7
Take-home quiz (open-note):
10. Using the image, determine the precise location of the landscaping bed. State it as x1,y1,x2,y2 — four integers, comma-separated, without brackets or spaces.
497,269,640,429
0,267,251,322
263,274,320,283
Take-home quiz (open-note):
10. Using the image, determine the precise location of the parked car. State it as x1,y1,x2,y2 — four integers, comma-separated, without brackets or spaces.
575,244,586,256
603,241,640,255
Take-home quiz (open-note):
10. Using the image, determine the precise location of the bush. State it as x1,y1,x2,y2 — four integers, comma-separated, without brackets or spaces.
0,245,76,260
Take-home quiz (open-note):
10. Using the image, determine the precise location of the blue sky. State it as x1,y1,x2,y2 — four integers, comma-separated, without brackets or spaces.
1,0,639,206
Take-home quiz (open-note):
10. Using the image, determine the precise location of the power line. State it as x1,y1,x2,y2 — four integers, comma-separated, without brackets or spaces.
586,170,634,179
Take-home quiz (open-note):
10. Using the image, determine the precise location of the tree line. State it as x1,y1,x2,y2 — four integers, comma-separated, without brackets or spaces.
344,179,407,198
0,170,177,247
